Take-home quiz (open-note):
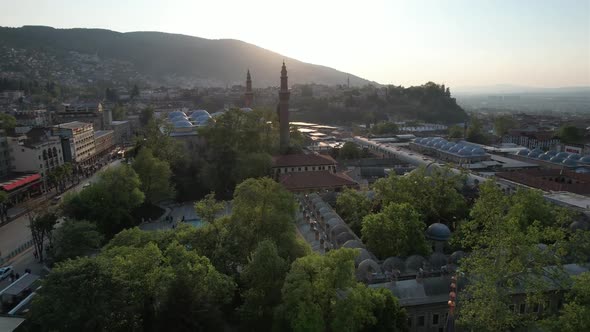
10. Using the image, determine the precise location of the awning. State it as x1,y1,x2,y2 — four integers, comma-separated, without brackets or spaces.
0,173,41,191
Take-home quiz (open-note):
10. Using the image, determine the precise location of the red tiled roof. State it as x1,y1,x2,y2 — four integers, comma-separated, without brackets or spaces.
272,153,337,168
279,171,357,192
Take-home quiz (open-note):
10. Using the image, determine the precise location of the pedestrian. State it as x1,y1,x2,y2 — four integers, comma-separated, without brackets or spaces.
9,272,14,282
33,251,38,259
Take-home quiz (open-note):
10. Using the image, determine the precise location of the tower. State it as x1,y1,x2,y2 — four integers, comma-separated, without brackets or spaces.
278,61,290,152
245,69,254,107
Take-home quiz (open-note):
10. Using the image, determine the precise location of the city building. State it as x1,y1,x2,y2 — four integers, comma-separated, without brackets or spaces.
12,109,51,128
272,154,357,192
52,121,96,166
7,128,64,179
502,129,560,150
110,120,132,146
0,133,11,179
410,138,491,165
93,130,114,159
55,102,111,131
496,169,590,195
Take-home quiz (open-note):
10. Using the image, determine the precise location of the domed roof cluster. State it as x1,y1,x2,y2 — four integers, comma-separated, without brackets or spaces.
167,110,214,129
515,148,590,167
413,138,486,157
426,223,451,241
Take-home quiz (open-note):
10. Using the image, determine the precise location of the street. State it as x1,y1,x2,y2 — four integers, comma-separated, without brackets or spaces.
0,159,122,286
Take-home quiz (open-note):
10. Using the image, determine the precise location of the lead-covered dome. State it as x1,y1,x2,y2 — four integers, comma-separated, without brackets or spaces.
426,223,451,241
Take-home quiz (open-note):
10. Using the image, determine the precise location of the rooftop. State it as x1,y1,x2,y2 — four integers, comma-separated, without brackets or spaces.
272,153,337,168
279,171,357,191
94,130,114,138
54,121,92,130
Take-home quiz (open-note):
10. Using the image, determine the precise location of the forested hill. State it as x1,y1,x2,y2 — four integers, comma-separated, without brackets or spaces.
292,82,469,124
0,26,372,87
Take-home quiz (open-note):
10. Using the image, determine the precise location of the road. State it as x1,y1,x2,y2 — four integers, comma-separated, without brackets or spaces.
0,159,122,286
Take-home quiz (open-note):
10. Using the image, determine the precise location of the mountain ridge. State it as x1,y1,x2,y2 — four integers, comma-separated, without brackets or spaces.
0,25,375,88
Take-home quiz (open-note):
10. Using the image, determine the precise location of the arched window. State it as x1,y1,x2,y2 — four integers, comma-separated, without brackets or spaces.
52,147,58,157
42,150,48,160
47,149,53,158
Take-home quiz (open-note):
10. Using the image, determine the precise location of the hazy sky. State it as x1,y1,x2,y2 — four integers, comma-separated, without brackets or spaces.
1,0,589,88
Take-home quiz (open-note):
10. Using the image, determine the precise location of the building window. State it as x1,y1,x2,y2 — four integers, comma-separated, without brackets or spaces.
519,303,526,314
432,313,439,325
305,167,308,171
533,303,540,313
417,316,425,327
298,167,301,171
407,317,412,328
509,304,515,312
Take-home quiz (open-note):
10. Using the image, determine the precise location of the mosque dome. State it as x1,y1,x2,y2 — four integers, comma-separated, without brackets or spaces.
545,150,558,157
569,220,590,232
549,156,565,163
472,148,486,156
562,159,577,167
579,156,590,164
426,223,451,241
405,255,426,272
173,120,193,128
169,110,187,120
382,257,405,273
556,152,570,159
567,153,582,160
538,153,552,161
450,251,466,264
429,252,449,269
517,149,530,156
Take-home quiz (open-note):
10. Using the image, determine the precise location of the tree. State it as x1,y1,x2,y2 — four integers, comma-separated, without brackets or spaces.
558,125,583,144
28,211,58,262
493,115,517,136
339,142,362,160
373,167,467,225
361,203,429,258
30,240,235,332
466,117,488,144
140,107,155,126
277,248,408,332
544,272,590,332
456,181,571,331
112,105,126,121
448,125,464,138
233,152,272,183
371,122,398,135
131,84,140,99
239,240,289,330
194,192,224,224
132,148,175,204
0,113,16,131
62,165,144,237
336,188,372,234
50,219,103,263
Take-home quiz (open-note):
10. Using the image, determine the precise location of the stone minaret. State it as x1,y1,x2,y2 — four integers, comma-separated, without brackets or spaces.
278,61,290,152
245,69,254,107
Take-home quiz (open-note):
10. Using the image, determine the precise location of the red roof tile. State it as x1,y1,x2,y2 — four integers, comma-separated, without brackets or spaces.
279,171,357,192
272,153,337,168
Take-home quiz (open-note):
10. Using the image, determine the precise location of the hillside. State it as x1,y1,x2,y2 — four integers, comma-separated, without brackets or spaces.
0,26,372,88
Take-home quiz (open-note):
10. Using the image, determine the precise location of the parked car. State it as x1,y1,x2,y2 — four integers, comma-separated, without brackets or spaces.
0,266,13,280
51,195,62,204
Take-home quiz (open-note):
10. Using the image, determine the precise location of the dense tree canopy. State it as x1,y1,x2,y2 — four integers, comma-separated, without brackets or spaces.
373,167,468,225
49,219,103,263
558,125,584,144
336,188,373,234
456,181,573,331
361,203,429,258
132,148,175,203
276,248,408,332
62,165,144,238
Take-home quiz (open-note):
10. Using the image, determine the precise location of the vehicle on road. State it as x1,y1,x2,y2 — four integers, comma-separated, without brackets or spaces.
51,195,62,204
0,266,13,280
